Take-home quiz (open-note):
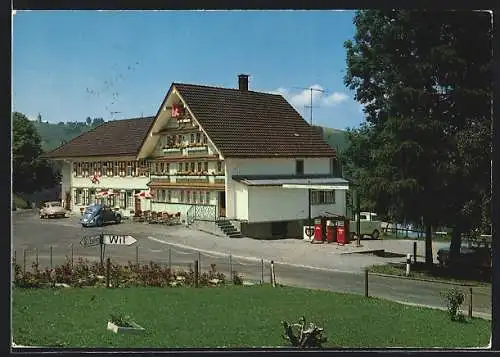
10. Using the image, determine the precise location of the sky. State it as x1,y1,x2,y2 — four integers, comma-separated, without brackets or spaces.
12,10,365,130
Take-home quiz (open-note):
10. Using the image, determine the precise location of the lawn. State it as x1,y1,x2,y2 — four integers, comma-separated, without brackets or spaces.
12,286,490,348
369,263,491,286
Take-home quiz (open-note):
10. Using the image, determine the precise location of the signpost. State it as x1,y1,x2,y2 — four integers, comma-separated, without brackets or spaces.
80,233,137,266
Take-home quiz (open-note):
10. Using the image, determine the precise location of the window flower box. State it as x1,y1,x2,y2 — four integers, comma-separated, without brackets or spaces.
186,146,207,152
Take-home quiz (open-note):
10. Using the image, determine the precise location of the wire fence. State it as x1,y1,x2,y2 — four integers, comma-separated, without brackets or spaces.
12,244,270,285
11,244,491,319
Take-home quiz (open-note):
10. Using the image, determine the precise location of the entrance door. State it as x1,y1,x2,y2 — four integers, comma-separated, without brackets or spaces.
135,197,142,212
218,191,226,217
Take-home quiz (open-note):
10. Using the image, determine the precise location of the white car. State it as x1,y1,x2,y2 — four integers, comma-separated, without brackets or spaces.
40,201,68,219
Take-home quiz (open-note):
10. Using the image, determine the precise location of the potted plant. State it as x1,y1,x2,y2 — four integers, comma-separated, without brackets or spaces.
107,313,145,334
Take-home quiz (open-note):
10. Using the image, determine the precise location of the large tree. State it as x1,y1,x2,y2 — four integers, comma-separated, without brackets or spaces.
343,10,492,266
12,112,59,194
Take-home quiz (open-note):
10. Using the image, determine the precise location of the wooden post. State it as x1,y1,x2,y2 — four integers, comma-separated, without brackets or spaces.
135,245,139,267
468,287,473,318
413,242,417,264
198,251,201,272
229,254,233,280
364,268,369,297
261,259,264,284
50,245,53,269
106,257,111,288
194,260,199,288
168,248,172,271
23,248,26,274
271,260,276,287
35,248,39,267
71,244,74,267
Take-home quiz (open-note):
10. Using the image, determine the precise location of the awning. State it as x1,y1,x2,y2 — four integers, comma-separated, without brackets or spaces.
282,184,349,190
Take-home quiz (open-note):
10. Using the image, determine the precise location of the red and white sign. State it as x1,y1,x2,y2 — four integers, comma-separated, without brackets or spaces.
90,174,100,184
135,190,154,199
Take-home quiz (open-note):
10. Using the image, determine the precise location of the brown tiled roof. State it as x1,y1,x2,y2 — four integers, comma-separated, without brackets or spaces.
41,117,154,158
173,83,336,158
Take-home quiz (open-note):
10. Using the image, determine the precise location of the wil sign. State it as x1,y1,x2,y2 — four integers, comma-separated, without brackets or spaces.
103,234,137,246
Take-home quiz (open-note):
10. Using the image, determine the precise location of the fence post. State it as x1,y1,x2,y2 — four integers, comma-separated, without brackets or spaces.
413,242,417,264
194,260,199,288
23,248,26,274
50,245,53,269
136,245,139,267
468,287,473,318
229,254,233,280
270,260,276,287
168,248,172,271
106,257,111,288
14,249,17,267
198,251,201,272
71,244,74,267
35,248,39,267
364,268,369,297
261,259,264,285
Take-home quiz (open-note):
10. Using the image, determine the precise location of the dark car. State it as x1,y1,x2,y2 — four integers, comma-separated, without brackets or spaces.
437,245,491,272
80,203,121,227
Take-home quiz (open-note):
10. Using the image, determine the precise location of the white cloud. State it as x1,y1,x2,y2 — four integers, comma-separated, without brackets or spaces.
268,85,348,109
322,92,348,106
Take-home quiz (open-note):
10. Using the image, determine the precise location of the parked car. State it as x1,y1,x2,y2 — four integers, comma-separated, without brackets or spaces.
81,203,122,227
39,201,67,219
437,244,491,272
349,212,383,239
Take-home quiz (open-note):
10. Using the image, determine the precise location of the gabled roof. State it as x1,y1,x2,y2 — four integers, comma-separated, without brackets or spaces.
173,83,336,158
41,117,154,159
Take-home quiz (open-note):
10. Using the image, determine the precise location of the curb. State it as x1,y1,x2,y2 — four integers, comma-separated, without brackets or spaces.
391,300,492,321
369,272,489,287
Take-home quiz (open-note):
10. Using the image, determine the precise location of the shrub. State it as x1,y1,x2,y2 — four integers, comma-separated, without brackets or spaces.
441,288,465,321
232,271,243,285
282,316,327,348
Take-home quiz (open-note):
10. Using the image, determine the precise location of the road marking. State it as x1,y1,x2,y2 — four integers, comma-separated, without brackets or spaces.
148,249,163,253
147,236,362,275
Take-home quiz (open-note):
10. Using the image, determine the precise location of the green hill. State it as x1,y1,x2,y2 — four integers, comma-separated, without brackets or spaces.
321,127,350,153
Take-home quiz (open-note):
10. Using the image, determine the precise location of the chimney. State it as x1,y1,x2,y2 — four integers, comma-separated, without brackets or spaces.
238,74,249,91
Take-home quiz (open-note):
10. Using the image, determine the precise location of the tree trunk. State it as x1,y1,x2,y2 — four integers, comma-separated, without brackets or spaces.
425,223,433,267
449,226,462,269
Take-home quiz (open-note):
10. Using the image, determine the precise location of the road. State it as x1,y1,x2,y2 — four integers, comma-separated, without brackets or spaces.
12,210,492,319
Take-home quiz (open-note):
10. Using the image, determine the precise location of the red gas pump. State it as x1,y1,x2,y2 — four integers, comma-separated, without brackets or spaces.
313,218,323,243
336,221,346,245
326,220,336,243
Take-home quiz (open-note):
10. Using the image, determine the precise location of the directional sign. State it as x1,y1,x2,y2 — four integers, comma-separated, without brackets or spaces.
103,234,137,246
80,235,102,247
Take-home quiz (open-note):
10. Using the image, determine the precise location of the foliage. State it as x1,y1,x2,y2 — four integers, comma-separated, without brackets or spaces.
13,194,29,209
342,10,492,266
232,271,243,285
34,117,105,152
12,258,228,289
12,286,490,348
441,288,466,322
282,316,327,348
109,313,134,327
12,112,60,194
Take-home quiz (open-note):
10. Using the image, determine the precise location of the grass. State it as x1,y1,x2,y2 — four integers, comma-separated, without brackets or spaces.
369,263,491,286
12,285,490,348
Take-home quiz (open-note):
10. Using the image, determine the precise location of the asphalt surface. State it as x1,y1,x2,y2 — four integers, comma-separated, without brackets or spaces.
12,210,492,319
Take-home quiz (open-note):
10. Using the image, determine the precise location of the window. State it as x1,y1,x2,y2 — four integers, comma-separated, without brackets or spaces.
190,133,195,143
107,162,114,177
311,190,336,205
217,161,222,173
197,162,202,172
296,159,304,176
199,191,205,204
127,191,134,209
187,191,191,203
126,162,132,176
82,190,89,205
76,162,82,176
178,163,183,173
102,162,108,176
119,191,126,209
73,163,77,177
184,162,189,172
190,162,195,172
160,162,165,175
166,163,170,174
196,133,201,143
119,162,126,177
205,191,210,203
95,162,102,176
193,191,198,203
89,162,94,176
113,162,119,176
202,135,207,144
180,190,185,203
74,189,82,205
167,190,171,202
157,190,164,202
204,162,208,172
